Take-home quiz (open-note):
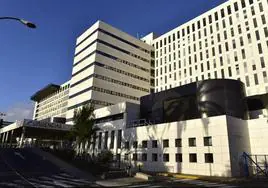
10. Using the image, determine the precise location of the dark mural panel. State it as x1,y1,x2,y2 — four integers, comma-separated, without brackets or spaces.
141,79,248,124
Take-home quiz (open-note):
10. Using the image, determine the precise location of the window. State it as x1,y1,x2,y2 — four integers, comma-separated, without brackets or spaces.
234,2,238,11
176,153,182,162
125,141,129,149
264,27,268,37
227,5,231,15
261,57,265,68
189,138,196,147
254,74,259,85
142,140,148,148
152,140,158,148
258,43,263,54
175,138,182,147
152,153,158,162
189,153,197,163
163,139,169,148
142,153,147,161
133,153,137,161
263,72,267,83
163,154,169,162
205,153,214,163
124,153,129,160
245,76,250,87
133,141,138,149
98,132,102,149
204,136,212,146
241,0,245,8
104,131,108,149
117,130,122,148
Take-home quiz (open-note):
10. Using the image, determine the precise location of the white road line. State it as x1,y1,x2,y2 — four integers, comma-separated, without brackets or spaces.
53,180,73,187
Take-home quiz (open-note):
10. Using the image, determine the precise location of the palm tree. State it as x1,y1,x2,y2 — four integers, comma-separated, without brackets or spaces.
70,103,98,155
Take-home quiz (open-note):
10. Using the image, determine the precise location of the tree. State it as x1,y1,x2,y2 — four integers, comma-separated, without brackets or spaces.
70,103,98,155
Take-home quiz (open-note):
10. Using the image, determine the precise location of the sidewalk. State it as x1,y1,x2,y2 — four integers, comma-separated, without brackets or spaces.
96,177,147,187
156,172,268,187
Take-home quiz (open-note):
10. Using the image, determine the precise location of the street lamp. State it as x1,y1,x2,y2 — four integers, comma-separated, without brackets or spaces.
0,17,36,29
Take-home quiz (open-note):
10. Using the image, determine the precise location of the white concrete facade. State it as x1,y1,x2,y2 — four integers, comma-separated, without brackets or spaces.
33,80,70,121
91,102,268,177
66,21,153,123
151,0,268,96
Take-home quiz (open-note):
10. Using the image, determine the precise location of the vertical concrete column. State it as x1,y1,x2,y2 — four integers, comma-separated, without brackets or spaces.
19,127,26,148
2,132,6,147
9,130,14,148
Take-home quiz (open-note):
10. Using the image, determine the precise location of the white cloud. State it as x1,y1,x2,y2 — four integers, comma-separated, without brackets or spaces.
4,101,34,122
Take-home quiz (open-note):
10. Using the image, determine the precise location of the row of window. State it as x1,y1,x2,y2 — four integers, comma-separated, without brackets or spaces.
74,39,150,68
123,137,212,149
94,74,149,92
154,0,265,49
95,62,149,82
67,99,114,111
124,153,214,163
76,28,150,55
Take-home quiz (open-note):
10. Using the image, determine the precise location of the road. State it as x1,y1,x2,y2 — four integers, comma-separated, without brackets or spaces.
0,148,99,187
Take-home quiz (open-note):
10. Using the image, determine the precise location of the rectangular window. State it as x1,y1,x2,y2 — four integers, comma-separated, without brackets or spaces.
254,74,259,85
256,31,260,40
152,153,158,162
228,67,232,77
133,141,138,149
263,72,267,83
264,27,268,37
261,57,265,68
132,153,137,161
104,131,108,149
125,141,129,149
110,131,115,149
142,140,148,148
142,153,147,161
258,43,263,54
117,130,122,148
163,139,169,148
245,76,250,87
152,140,158,148
176,153,182,162
204,136,212,146
261,15,266,25
189,138,196,147
205,153,214,163
175,138,182,147
163,154,169,162
241,0,245,8
189,153,197,163
98,132,102,149
124,153,128,161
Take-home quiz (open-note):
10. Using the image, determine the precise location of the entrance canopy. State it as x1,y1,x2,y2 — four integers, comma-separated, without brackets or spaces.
0,119,72,140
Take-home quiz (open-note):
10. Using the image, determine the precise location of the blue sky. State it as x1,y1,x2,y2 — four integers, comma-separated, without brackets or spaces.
0,0,226,121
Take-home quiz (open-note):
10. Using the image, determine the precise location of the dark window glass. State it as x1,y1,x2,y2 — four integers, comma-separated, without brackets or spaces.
163,154,169,162
204,136,212,146
124,153,129,160
189,138,196,147
142,140,148,148
117,130,122,148
205,153,214,163
189,153,197,163
104,131,108,149
234,2,238,11
133,141,138,148
98,132,102,149
175,138,182,147
214,12,218,21
163,139,169,148
176,153,182,162
254,74,259,85
152,153,158,162
227,5,231,15
132,153,137,161
125,141,129,149
221,9,225,18
152,140,158,148
241,0,246,8
142,153,147,161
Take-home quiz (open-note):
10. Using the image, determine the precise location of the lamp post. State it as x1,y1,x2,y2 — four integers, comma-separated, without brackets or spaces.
0,17,36,28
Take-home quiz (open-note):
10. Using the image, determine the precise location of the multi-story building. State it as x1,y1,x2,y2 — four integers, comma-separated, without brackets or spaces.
151,0,268,96
66,21,154,124
31,80,70,122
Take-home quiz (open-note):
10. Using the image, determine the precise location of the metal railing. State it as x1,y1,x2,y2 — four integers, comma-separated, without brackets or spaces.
242,152,268,177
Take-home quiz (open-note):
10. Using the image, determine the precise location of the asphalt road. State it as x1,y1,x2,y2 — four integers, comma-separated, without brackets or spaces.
0,148,98,187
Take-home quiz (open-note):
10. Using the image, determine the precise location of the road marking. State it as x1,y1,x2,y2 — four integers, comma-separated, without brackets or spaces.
14,151,25,160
